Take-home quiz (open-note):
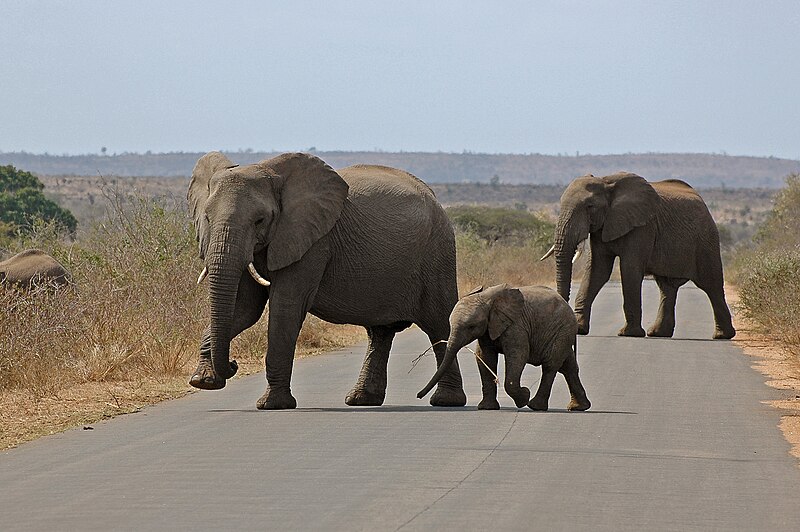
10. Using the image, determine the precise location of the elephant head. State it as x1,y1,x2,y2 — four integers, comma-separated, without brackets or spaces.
550,173,660,303
417,284,524,399
188,152,349,382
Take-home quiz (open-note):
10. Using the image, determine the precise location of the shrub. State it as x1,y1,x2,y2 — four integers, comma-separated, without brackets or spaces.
449,206,556,294
732,173,800,356
0,165,77,236
446,205,554,248
736,248,800,348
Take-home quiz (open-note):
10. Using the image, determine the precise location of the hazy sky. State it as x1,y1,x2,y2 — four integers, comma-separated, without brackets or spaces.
2,1,799,158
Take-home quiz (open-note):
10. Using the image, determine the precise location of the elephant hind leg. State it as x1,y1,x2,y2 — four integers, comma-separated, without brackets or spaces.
704,285,736,339
345,325,398,406
693,271,736,339
647,276,687,337
559,350,591,411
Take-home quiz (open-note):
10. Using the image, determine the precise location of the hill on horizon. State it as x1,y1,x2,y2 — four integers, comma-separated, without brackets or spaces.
2,150,798,188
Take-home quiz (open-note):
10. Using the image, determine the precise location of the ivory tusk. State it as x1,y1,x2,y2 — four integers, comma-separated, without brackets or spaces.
196,267,208,285
248,263,270,287
572,248,582,264
540,244,555,261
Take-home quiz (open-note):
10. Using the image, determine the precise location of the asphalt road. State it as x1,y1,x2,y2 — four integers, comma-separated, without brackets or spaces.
3,281,800,531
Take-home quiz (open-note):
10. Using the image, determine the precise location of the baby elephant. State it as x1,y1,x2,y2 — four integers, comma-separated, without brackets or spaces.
418,284,591,411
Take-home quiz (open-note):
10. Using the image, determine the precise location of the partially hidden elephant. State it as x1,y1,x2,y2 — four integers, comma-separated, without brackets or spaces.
542,173,735,339
417,284,591,412
0,249,72,288
187,151,466,409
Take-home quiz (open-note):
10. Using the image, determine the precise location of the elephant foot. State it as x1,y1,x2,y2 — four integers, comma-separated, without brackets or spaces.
618,324,646,337
713,326,736,340
189,359,238,390
344,387,385,407
477,398,500,410
647,325,674,338
567,397,591,411
508,387,531,408
528,396,549,411
256,387,297,410
430,385,467,407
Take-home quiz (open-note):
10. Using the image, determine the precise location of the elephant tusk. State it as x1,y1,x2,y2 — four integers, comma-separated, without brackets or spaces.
197,266,208,285
248,263,270,287
540,244,555,261
572,248,582,264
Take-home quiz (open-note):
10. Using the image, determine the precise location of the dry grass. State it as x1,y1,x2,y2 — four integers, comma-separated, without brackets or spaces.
455,231,555,294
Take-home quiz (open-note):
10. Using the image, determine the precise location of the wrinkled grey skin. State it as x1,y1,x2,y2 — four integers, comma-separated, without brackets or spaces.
553,173,735,339
0,249,71,288
418,284,590,412
188,151,465,409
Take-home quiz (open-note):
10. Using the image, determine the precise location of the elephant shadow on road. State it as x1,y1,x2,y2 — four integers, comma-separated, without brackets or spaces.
207,406,638,415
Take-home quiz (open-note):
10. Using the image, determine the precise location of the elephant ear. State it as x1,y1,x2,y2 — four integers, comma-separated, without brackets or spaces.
487,285,525,341
601,173,660,242
263,153,349,271
188,151,236,254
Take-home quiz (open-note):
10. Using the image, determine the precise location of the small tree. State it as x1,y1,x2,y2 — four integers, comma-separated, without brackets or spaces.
0,165,78,236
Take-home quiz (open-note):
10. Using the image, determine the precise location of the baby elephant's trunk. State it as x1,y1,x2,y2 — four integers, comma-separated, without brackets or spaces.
417,339,461,399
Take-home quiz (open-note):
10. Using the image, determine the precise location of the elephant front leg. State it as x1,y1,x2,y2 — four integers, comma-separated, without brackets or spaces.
256,307,302,410
618,258,646,337
574,246,615,335
345,326,396,406
475,341,500,410
503,346,531,408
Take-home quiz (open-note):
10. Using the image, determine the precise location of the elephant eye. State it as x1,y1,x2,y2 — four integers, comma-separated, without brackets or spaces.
255,218,265,226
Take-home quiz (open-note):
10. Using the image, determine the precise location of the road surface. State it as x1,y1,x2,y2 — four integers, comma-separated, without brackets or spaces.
2,281,800,530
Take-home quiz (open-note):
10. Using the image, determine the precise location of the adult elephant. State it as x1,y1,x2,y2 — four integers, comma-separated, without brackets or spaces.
542,173,735,339
0,249,72,288
187,151,466,409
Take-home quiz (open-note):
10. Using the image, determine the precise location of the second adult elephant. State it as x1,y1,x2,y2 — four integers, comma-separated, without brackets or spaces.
188,152,466,409
543,173,735,339
0,249,72,288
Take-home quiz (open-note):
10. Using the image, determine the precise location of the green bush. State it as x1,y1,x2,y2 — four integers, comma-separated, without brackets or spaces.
0,165,77,237
447,206,556,294
446,205,554,248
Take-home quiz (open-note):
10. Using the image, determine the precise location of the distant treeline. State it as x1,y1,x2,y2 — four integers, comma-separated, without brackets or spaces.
2,150,798,188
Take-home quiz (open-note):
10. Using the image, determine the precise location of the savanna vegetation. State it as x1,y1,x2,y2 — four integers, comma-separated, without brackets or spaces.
730,173,800,357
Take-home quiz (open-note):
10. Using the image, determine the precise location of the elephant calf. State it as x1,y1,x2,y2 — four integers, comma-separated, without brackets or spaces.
418,284,591,412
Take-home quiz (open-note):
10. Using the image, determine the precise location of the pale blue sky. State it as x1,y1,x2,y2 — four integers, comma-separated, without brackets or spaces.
1,1,798,158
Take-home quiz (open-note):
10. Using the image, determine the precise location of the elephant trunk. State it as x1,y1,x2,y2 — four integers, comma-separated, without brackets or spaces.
417,331,470,399
206,226,248,381
554,209,584,303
